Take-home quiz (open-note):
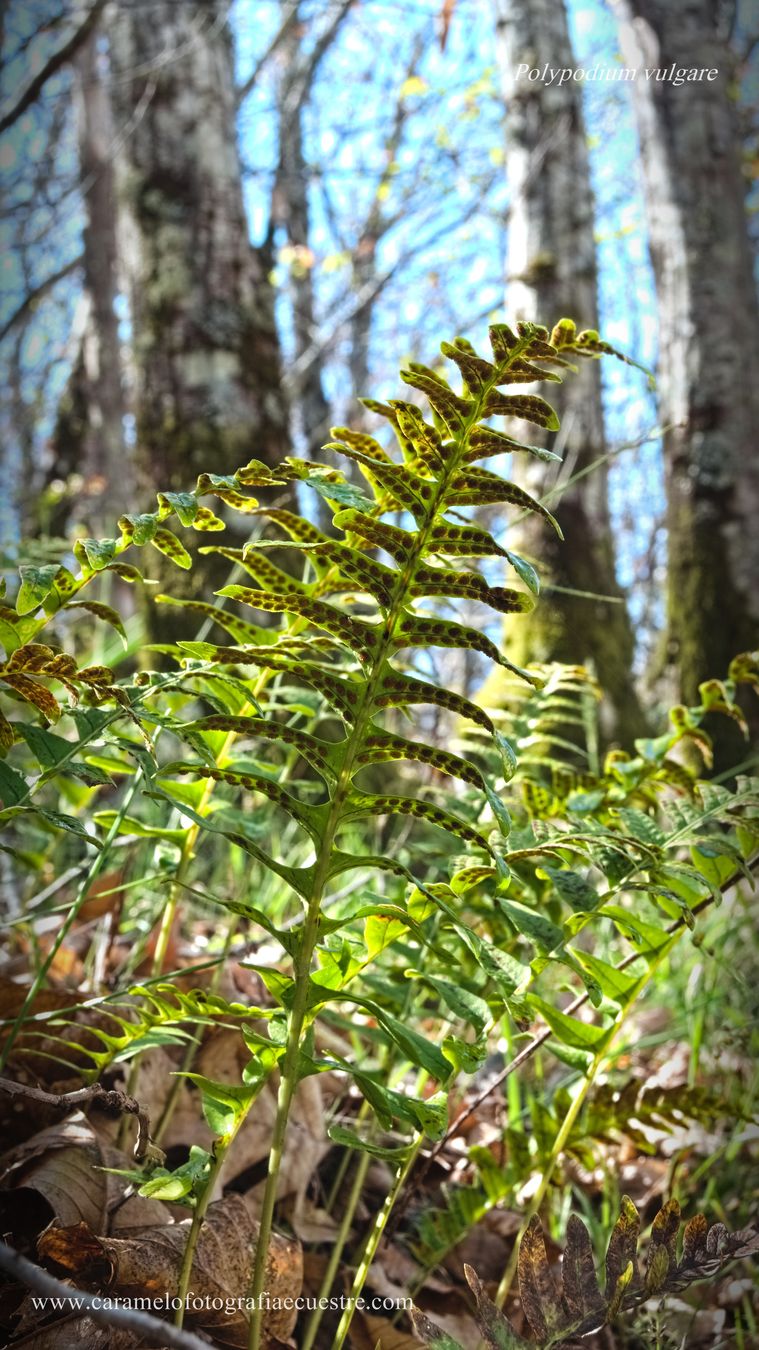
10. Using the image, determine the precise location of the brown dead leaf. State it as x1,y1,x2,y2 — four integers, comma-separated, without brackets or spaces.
0,1112,171,1245
0,1116,108,1244
350,1310,421,1350
517,1216,563,1343
38,1192,302,1347
284,1199,339,1244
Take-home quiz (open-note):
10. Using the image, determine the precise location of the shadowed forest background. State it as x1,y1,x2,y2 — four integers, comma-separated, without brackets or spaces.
0,1,758,1348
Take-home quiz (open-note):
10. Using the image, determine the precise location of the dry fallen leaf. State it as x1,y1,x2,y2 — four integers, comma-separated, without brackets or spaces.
0,1116,108,1243
0,1112,171,1245
38,1192,302,1347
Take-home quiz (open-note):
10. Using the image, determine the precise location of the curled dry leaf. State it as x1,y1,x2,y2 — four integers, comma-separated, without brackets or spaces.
0,1113,170,1245
38,1192,302,1347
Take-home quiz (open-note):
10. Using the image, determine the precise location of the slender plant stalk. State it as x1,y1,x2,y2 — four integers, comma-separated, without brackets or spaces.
300,1149,371,1350
492,934,677,1315
174,1113,247,1329
331,1134,424,1350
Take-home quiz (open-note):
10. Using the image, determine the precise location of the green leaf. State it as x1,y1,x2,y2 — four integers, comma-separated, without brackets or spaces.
302,472,375,511
569,950,641,1006
537,866,598,913
356,730,484,788
497,897,563,952
448,469,562,536
75,537,119,572
348,997,452,1081
442,1034,487,1074
156,490,199,526
217,587,380,662
119,513,159,546
17,722,71,769
0,760,27,805
363,913,409,959
416,974,490,1035
155,595,266,646
689,842,736,888
151,528,192,570
138,1145,212,1202
482,390,560,430
327,1124,411,1161
181,1074,257,1138
504,550,541,595
528,995,610,1050
460,928,530,997
409,564,534,615
16,564,60,615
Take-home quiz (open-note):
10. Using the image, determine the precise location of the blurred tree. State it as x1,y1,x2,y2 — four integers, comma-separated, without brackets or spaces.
494,0,645,744
100,0,293,625
52,25,127,536
106,0,288,491
614,0,759,733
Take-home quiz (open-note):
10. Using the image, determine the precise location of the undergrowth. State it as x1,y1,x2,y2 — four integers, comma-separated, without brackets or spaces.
0,319,757,1349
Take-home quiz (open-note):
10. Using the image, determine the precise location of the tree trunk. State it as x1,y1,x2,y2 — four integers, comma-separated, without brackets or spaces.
106,0,289,619
494,0,645,746
613,0,759,744
72,25,128,534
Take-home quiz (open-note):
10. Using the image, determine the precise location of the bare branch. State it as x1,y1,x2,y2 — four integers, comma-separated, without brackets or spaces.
0,255,82,345
0,1076,156,1163
236,0,301,105
0,0,106,137
0,1241,212,1350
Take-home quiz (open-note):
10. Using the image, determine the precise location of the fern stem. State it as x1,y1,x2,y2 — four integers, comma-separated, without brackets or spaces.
247,777,354,1350
492,936,677,1316
300,1148,371,1350
332,1134,424,1350
174,1118,244,1330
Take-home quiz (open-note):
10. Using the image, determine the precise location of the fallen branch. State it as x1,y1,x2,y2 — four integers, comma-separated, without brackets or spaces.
0,1241,211,1350
0,1077,156,1163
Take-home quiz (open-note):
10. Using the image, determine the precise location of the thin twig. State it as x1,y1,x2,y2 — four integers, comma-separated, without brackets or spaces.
0,0,105,136
0,256,83,345
0,1076,155,1162
0,1241,211,1350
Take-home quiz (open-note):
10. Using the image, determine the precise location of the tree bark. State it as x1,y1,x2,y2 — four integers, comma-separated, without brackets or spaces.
613,0,759,739
106,0,289,621
494,0,645,746
72,25,128,533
